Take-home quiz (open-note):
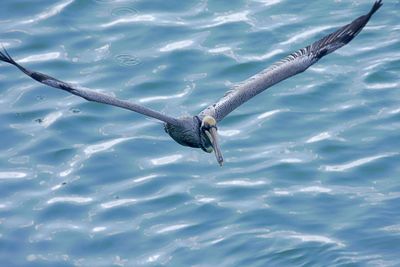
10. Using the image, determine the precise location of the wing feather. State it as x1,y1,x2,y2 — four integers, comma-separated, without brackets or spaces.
0,48,180,126
199,1,382,122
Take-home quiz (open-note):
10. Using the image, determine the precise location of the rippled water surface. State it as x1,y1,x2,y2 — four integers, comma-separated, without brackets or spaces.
0,1,399,266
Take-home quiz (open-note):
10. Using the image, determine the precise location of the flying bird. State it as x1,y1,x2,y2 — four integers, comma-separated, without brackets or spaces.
0,1,382,166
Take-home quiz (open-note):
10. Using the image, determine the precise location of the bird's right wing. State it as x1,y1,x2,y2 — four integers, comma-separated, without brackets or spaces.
0,48,180,126
199,0,383,122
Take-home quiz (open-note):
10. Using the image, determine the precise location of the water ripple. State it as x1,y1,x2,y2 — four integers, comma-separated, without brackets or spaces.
200,11,251,29
152,223,192,234
216,179,267,187
84,137,132,155
114,54,140,67
19,52,61,63
0,1,398,267
100,198,137,209
47,196,93,205
322,153,398,172
150,154,183,166
20,0,74,25
0,171,27,179
159,40,194,52
111,7,138,18
306,131,332,143
257,230,345,248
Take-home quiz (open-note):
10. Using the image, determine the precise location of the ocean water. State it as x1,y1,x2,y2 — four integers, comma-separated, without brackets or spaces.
0,0,399,266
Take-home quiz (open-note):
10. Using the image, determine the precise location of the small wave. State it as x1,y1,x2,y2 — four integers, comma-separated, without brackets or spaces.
381,224,400,234
40,111,63,128
195,196,216,203
217,179,267,187
93,0,126,3
20,0,74,25
258,230,345,247
273,185,332,196
153,223,191,234
0,171,27,179
139,85,191,103
219,129,241,137
366,82,398,90
299,186,332,193
251,0,281,7
306,132,332,143
150,154,182,166
101,15,156,27
84,137,132,155
279,158,303,163
208,46,231,54
133,174,158,183
281,25,336,45
159,40,194,52
199,11,251,29
100,198,137,209
19,52,61,63
57,137,133,177
322,153,398,172
291,234,344,247
257,109,289,120
241,49,284,62
92,226,107,232
47,196,92,205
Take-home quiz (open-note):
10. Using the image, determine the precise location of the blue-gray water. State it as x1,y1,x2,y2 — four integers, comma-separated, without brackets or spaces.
0,1,399,266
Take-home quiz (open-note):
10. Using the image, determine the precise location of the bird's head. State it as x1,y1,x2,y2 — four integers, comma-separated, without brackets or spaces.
199,115,224,166
164,115,224,166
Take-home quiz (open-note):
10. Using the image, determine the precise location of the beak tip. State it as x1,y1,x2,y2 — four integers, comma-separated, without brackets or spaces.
207,127,224,167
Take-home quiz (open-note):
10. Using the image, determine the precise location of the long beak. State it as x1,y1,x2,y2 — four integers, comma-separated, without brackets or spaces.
206,127,224,166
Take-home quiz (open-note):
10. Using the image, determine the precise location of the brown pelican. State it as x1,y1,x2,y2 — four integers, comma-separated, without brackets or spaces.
0,1,382,166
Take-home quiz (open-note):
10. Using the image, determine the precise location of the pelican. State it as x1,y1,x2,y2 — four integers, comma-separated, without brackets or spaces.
0,1,382,166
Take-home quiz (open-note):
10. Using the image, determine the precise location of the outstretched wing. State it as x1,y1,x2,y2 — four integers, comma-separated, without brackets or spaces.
0,48,180,126
199,0,383,122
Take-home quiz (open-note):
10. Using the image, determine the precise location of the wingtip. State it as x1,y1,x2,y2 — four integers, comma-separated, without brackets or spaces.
369,0,383,16
0,45,20,67
0,45,32,75
0,45,13,64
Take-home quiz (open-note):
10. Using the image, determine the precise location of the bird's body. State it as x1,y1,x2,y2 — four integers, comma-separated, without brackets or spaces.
0,1,383,166
164,116,203,149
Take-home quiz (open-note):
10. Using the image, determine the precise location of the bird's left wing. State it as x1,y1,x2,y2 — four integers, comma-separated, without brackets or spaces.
0,48,180,126
199,0,383,122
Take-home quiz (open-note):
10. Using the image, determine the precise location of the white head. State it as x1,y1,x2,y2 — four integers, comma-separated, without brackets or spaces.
200,115,224,166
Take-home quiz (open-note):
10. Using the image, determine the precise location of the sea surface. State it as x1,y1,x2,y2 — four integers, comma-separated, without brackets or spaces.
0,1,399,266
